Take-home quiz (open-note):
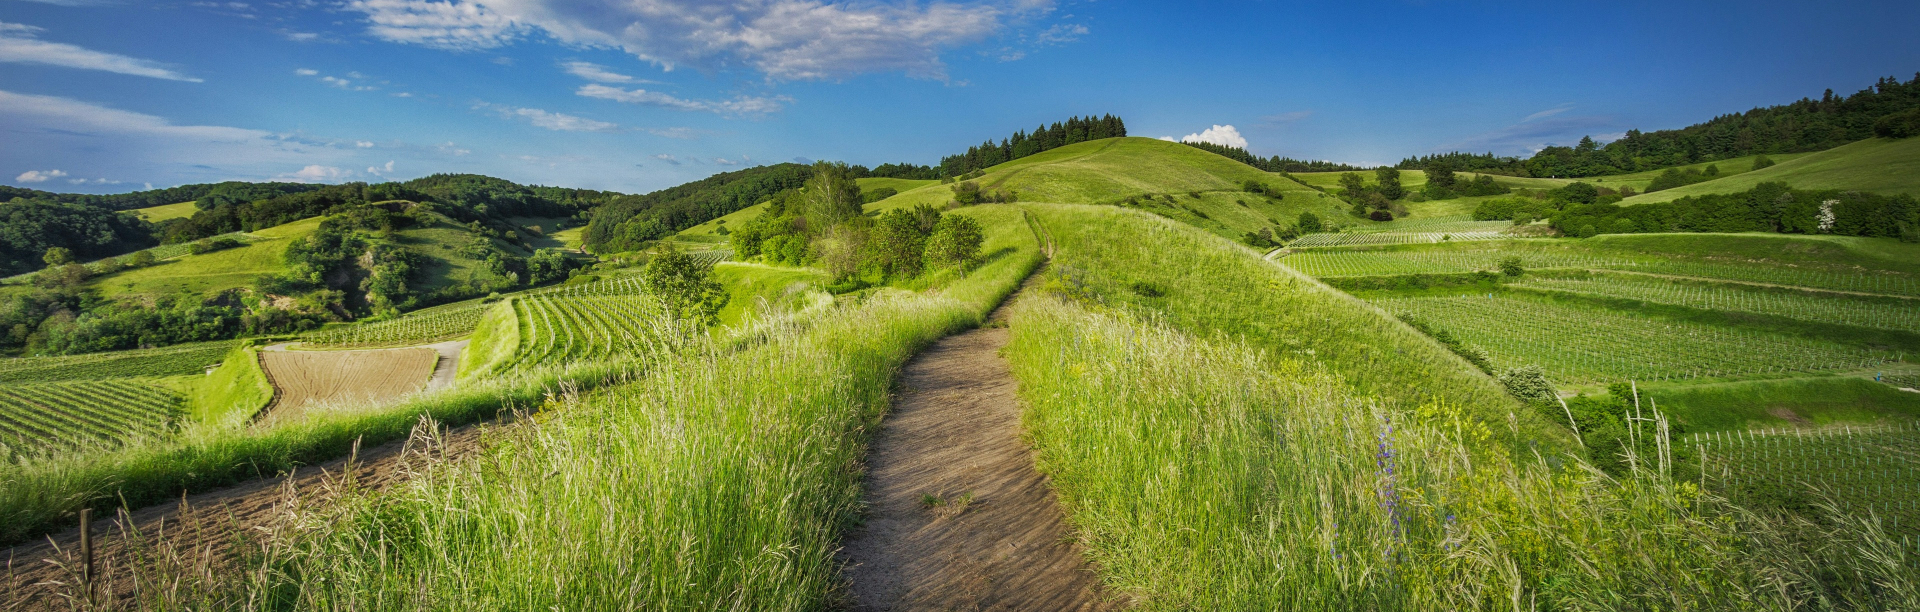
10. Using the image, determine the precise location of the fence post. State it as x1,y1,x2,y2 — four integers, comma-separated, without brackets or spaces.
79,507,94,595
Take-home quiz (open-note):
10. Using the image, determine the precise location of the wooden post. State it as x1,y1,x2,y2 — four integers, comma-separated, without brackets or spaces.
78,507,94,592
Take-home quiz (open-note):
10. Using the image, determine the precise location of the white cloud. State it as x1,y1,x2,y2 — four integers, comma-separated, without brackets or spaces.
347,0,1039,81
294,68,319,76
1178,125,1249,149
477,103,619,132
346,0,524,51
356,140,376,148
280,165,350,182
562,60,651,84
284,32,322,42
67,177,121,185
713,157,739,166
367,160,396,175
576,83,788,115
654,153,681,165
0,21,204,82
15,169,65,183
1033,23,1086,45
438,141,471,155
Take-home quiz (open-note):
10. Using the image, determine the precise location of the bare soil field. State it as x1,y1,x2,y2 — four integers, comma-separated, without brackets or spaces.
258,347,437,424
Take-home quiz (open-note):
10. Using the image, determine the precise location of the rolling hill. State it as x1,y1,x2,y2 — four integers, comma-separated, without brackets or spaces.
1621,137,1920,204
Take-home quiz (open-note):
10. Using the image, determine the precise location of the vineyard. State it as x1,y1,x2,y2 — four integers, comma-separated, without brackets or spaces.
304,301,490,347
1289,220,1517,248
1628,262,1920,297
1517,274,1920,333
0,341,237,383
0,380,183,454
1691,423,1920,537
490,294,676,371
1373,295,1896,385
1281,248,1633,277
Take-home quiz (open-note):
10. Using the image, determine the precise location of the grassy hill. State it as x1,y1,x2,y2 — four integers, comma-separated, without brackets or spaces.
92,216,323,298
1622,137,1920,204
131,201,200,223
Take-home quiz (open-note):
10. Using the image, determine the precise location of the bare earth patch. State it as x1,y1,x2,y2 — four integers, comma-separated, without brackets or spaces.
840,324,1117,611
258,347,437,424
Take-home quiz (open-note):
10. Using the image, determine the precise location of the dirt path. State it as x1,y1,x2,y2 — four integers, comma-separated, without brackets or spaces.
1,423,488,610
839,314,1116,611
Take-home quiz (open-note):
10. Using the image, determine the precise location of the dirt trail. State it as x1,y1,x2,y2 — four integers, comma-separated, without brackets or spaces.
840,310,1116,611
1,423,487,610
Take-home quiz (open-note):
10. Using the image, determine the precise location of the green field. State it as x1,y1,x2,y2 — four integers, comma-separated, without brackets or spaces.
873,138,1321,209
0,340,235,383
709,262,830,327
1622,137,1920,204
304,300,492,347
91,216,321,298
131,201,200,222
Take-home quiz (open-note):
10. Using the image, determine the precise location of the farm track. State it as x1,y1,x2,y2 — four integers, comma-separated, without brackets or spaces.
840,298,1116,611
1,423,492,610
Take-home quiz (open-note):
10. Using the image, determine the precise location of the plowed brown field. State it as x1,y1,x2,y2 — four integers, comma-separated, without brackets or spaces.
258,348,436,424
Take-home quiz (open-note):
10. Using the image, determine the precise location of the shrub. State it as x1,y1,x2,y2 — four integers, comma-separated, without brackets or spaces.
1872,106,1920,138
1498,365,1557,404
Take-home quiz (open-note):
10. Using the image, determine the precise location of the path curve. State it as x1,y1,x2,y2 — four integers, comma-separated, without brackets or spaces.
839,313,1116,611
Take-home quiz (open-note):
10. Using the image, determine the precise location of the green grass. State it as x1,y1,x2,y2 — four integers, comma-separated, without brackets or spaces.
709,262,830,327
872,138,1317,211
457,299,519,379
131,201,200,222
854,176,937,194
1004,258,1918,609
128,202,1044,609
180,344,272,425
1640,376,1920,432
1024,203,1566,449
1622,137,1920,204
91,216,322,298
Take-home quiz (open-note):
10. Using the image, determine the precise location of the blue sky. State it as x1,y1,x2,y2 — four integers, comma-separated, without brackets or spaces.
3,0,1917,195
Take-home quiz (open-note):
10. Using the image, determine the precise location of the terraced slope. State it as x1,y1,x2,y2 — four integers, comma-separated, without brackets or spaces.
0,380,182,452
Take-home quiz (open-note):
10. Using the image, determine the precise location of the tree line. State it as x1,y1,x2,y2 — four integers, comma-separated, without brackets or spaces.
582,163,813,254
1180,141,1369,173
1399,74,1920,178
1470,181,1919,241
938,115,1127,176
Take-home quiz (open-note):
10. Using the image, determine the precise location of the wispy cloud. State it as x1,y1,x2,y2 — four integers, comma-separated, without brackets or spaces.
576,84,788,116
348,0,1044,81
295,68,378,91
562,61,655,84
0,21,204,82
1522,104,1575,122
1433,113,1618,155
654,153,681,166
476,103,619,132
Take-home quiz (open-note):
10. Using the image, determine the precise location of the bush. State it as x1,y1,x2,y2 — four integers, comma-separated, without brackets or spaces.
1498,365,1557,404
1498,256,1524,277
1368,210,1393,221
1750,155,1776,171
1872,106,1920,139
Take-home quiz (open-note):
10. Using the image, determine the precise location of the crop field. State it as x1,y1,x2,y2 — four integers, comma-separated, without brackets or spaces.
305,301,490,347
0,380,183,453
1622,137,1920,204
1692,423,1920,536
1516,274,1920,333
493,295,673,370
0,341,237,383
1281,246,1631,277
1289,227,1514,248
1375,295,1896,385
1629,261,1920,297
257,348,437,422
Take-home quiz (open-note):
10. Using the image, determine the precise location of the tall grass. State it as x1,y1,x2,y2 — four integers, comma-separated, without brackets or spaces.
1007,290,1919,609
124,205,1040,609
1025,203,1568,451
1006,204,1918,609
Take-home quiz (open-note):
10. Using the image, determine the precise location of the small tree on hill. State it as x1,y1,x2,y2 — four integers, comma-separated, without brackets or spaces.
802,161,864,229
642,243,729,327
1499,256,1525,277
923,214,984,271
1375,167,1405,200
1498,365,1557,405
1296,211,1324,233
42,247,72,267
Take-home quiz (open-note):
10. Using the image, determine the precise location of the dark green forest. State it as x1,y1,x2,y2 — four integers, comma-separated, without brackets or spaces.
1180,141,1369,173
1397,74,1920,177
582,164,814,253
938,115,1127,176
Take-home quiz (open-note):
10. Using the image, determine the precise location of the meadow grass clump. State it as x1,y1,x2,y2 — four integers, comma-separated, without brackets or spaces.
1006,290,1920,610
